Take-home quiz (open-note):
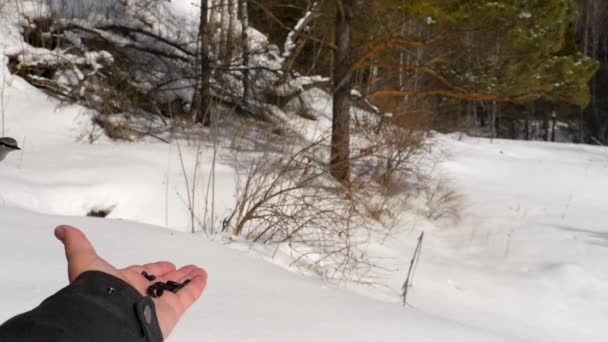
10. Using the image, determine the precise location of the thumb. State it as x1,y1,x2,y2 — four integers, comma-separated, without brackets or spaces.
55,225,99,282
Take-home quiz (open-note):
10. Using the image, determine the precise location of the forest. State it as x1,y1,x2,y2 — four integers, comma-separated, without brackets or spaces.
6,0,606,186
249,0,607,143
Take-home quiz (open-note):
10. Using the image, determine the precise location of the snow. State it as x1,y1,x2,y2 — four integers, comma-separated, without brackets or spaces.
0,207,511,342
13,47,114,75
1,2,607,342
283,5,316,58
379,135,608,342
519,11,532,19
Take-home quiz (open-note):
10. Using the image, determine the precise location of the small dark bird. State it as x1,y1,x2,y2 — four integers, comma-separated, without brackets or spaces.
0,137,20,162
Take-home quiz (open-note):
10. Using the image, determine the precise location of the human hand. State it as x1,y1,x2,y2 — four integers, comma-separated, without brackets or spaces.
54,225,207,338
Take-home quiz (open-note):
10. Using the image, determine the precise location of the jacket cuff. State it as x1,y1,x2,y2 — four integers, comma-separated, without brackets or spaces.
58,271,163,342
75,271,163,342
0,270,164,342
64,271,164,342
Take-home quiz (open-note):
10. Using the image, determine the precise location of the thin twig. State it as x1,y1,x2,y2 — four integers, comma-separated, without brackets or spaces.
401,231,424,306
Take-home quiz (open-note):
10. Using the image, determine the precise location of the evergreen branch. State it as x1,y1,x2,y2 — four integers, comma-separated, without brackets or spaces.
352,23,497,70
361,63,469,93
371,89,544,103
352,34,446,69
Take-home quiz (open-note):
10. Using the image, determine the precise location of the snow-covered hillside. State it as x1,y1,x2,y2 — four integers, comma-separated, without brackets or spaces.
1,1,607,342
0,207,516,342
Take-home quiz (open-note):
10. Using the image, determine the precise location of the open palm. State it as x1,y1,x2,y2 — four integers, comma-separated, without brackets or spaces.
54,225,208,338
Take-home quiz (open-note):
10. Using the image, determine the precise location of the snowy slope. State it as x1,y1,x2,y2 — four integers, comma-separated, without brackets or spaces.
370,135,608,342
0,207,511,342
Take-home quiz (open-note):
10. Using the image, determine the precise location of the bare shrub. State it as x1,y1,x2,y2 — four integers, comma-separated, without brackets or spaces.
420,177,462,222
352,111,431,194
346,107,463,228
92,115,140,141
223,139,374,280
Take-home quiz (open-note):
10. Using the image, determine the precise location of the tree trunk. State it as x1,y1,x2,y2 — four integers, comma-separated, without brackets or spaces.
330,0,353,184
193,0,211,124
579,0,591,143
219,0,229,61
240,0,249,99
226,0,237,62
473,101,478,126
578,108,585,143
543,110,549,141
551,111,557,142
490,100,497,138
524,103,531,140
210,0,221,57
509,118,516,139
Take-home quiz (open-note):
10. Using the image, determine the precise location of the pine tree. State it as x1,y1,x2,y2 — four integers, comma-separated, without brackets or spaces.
331,0,353,184
362,0,598,107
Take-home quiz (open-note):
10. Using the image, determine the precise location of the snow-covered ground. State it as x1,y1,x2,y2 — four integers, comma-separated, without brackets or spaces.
2,73,607,341
1,1,607,341
373,135,608,341
0,207,515,342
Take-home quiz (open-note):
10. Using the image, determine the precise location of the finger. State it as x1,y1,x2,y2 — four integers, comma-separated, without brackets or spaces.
55,225,98,259
122,262,178,294
55,225,98,282
143,261,177,277
173,268,208,311
156,265,199,283
156,268,207,322
123,262,177,280
153,268,208,338
172,266,202,283
145,265,198,297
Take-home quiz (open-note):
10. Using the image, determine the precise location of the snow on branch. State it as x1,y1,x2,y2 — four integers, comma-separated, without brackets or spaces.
283,2,318,59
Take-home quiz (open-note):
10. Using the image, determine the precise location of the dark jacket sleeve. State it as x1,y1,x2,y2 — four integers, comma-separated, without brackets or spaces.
0,271,163,342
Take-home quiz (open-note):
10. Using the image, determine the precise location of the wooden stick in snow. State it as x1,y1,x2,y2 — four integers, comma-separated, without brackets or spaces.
401,231,424,306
